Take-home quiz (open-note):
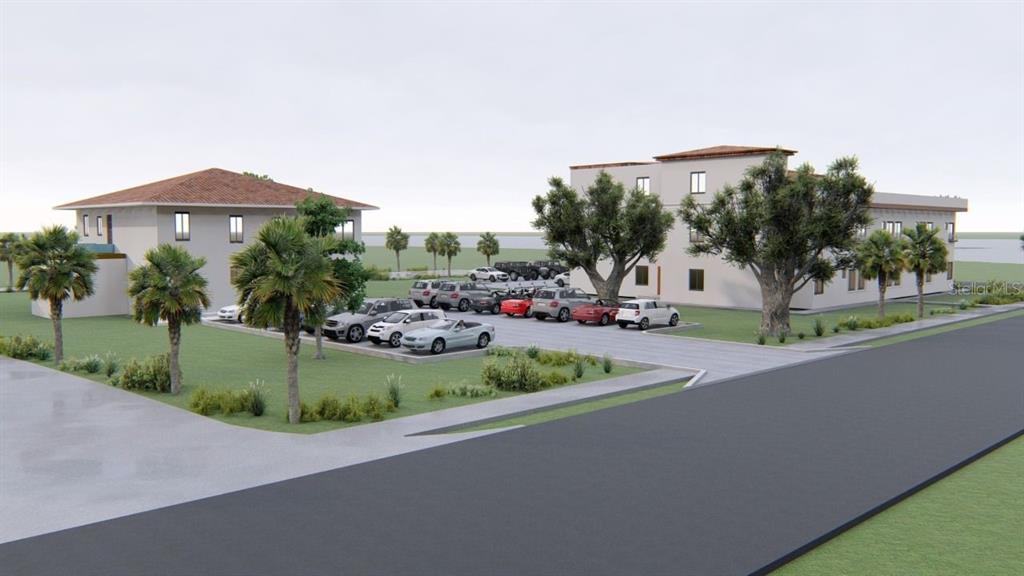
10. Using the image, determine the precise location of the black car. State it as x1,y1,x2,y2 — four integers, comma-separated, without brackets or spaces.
532,260,567,279
494,261,542,281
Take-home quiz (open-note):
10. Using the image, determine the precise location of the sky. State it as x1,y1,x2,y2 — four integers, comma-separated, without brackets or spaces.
1,1,1021,233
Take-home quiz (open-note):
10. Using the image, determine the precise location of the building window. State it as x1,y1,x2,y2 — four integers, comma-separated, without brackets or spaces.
857,225,868,239
689,227,703,243
814,279,824,295
859,272,866,290
688,269,705,291
339,219,356,241
926,271,932,283
96,216,104,237
228,215,244,243
946,222,955,242
690,171,706,194
635,265,649,286
947,261,954,280
636,177,650,193
82,214,89,236
884,221,902,236
174,212,190,241
919,221,934,231
847,269,857,291
888,273,901,287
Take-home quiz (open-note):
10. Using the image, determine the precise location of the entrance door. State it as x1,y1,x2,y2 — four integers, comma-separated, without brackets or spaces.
106,215,113,244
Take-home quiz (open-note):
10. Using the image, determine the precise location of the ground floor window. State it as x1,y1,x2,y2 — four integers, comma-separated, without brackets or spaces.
688,269,704,291
947,261,954,280
814,278,824,295
82,214,89,236
635,265,649,286
926,271,932,283
848,269,857,291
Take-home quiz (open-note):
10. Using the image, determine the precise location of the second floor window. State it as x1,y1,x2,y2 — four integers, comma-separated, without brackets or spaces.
690,171,706,194
174,212,190,241
689,227,703,243
635,265,649,286
636,177,650,193
82,214,89,236
884,221,902,236
689,269,705,291
229,215,244,243
946,222,955,242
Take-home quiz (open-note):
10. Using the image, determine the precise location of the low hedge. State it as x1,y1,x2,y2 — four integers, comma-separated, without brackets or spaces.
0,335,52,361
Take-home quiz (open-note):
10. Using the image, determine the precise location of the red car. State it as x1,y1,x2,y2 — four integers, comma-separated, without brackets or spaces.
571,300,620,326
500,297,534,318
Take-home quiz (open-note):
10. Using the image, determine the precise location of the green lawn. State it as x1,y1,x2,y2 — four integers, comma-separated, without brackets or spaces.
361,246,548,272
0,292,638,433
954,261,1024,283
775,436,1024,575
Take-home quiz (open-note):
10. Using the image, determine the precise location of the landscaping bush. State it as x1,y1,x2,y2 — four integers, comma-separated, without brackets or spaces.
189,388,218,416
777,332,787,344
958,298,970,310
364,265,391,281
832,325,841,334
525,345,540,360
755,331,766,345
448,383,497,398
102,352,119,378
406,265,428,272
602,354,614,374
246,380,267,416
930,308,954,316
842,316,861,331
572,357,586,380
976,292,1024,305
189,384,267,417
813,317,825,337
481,354,545,392
487,345,516,357
0,335,52,361
797,332,806,340
218,390,248,415
385,374,403,408
60,355,103,374
536,349,587,368
428,384,448,399
363,394,388,421
544,371,569,388
116,354,171,392
299,401,320,422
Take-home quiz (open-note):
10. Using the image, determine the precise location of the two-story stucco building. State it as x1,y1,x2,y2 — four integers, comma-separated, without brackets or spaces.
37,168,376,318
568,145,968,310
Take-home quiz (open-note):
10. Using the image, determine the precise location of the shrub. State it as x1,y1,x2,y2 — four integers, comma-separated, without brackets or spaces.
385,374,403,408
364,265,391,281
544,371,569,388
958,299,969,310
525,345,540,360
363,394,387,421
448,383,497,398
843,316,861,331
79,354,103,374
813,317,825,337
102,352,120,378
572,358,586,380
536,349,586,368
299,401,320,422
189,388,218,416
190,384,266,417
245,380,267,416
0,335,52,361
481,353,545,392
755,331,766,345
218,390,247,416
116,354,171,392
777,332,787,344
602,354,614,374
487,345,515,357
428,384,448,399
832,325,841,333
797,332,806,340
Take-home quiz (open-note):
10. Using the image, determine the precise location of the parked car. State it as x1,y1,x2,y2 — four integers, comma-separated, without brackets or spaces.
323,298,415,343
571,299,620,326
402,319,494,354
494,261,541,281
216,304,243,322
616,299,679,330
437,281,491,312
532,260,567,279
499,288,536,318
553,272,570,287
367,309,446,348
470,289,519,314
532,287,593,322
469,267,509,283
409,279,447,308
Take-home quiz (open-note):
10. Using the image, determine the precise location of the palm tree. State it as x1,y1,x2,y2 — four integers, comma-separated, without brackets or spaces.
127,245,209,394
15,226,97,363
856,229,907,318
385,226,409,272
424,232,441,273
902,223,948,318
231,217,340,424
476,232,500,266
440,232,461,277
0,232,21,292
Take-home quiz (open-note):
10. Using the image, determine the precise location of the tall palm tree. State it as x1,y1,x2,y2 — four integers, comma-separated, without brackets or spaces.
440,232,461,277
424,232,441,273
385,226,409,272
856,229,907,318
127,244,210,394
902,223,948,318
231,217,340,424
476,232,500,266
15,226,97,363
0,232,21,292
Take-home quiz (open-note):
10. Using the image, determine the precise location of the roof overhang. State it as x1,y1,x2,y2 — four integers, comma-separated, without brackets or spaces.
55,202,379,211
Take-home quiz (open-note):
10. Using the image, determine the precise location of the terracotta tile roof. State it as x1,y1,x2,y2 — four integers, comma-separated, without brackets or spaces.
569,161,656,170
54,168,378,210
653,145,797,162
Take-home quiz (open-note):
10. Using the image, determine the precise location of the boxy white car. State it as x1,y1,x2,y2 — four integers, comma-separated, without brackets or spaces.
217,305,243,322
367,309,447,348
616,299,679,330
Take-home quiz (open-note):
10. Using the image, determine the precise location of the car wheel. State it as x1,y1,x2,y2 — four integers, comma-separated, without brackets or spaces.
639,317,650,331
389,333,402,348
556,279,565,287
524,307,533,318
369,337,380,346
534,313,547,321
617,321,628,329
576,319,586,325
489,275,496,282
458,299,470,312
557,308,570,322
440,303,451,311
510,272,519,281
304,327,315,335
429,296,438,309
491,303,501,314
431,338,446,355
505,312,514,317
669,314,679,327
414,301,424,308
236,313,244,324
470,274,477,281
599,313,609,326
347,325,364,343
476,332,490,349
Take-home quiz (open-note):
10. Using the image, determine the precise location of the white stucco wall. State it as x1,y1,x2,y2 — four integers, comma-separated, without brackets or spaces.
31,256,129,318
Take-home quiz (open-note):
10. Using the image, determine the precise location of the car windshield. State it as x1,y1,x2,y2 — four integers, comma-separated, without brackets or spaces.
384,312,409,323
535,289,556,299
431,320,457,330
412,281,427,289
621,302,640,309
440,283,456,291
354,302,374,314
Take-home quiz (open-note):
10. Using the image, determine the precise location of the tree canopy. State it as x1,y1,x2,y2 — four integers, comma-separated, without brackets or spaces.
476,232,500,265
902,223,948,318
385,226,410,271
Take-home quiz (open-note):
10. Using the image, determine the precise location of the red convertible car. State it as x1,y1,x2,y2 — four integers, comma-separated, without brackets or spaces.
571,300,620,326
500,296,534,318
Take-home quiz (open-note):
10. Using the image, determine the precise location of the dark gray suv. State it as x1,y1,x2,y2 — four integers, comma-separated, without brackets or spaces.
323,298,415,343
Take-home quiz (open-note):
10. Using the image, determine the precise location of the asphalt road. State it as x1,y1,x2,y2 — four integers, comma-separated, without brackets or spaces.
2,316,1022,576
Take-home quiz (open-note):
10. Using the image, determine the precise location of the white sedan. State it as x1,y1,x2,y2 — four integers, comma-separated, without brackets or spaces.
367,309,447,348
616,299,679,330
217,305,243,322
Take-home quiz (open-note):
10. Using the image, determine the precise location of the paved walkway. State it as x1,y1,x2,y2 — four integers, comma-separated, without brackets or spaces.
0,358,689,544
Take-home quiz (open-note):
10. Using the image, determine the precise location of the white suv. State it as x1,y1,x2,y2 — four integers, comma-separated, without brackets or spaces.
469,267,509,282
367,309,446,348
616,299,679,330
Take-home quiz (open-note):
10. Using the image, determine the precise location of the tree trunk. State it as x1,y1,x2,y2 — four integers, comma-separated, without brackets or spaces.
584,264,624,302
395,251,401,272
168,319,182,395
916,271,925,318
486,255,491,266
50,299,63,364
878,276,887,318
447,256,452,277
314,325,325,360
758,280,793,336
284,305,302,424
6,262,12,293
432,252,437,274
